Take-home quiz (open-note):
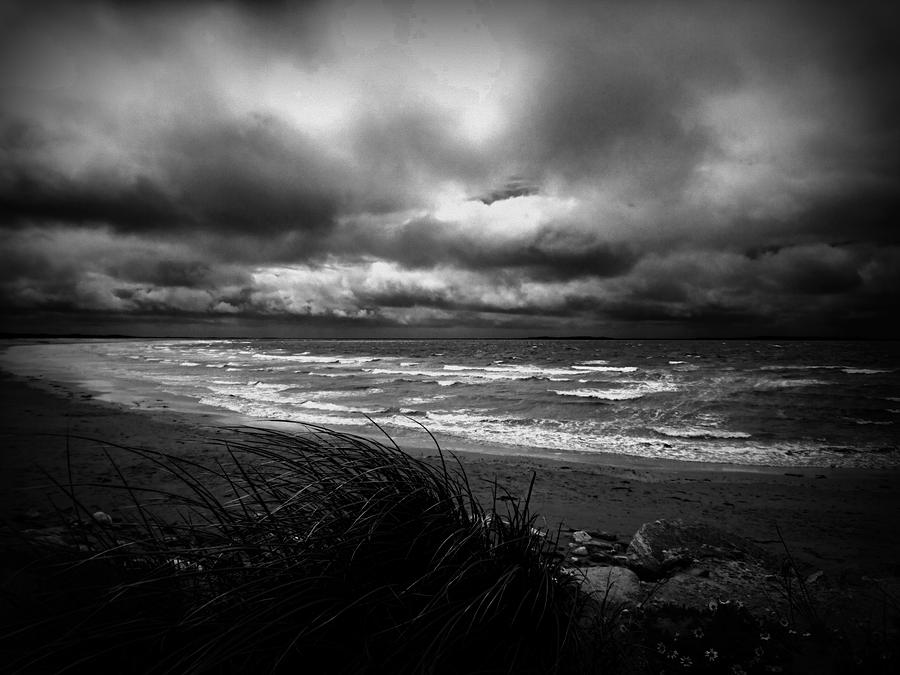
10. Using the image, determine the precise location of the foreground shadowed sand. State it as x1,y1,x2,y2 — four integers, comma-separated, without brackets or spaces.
2,368,898,578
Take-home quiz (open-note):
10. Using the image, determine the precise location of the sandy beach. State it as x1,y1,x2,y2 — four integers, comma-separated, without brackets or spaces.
2,362,898,580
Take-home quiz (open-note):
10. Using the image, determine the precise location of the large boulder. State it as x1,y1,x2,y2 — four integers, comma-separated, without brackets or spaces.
625,519,771,581
620,519,793,619
580,566,642,606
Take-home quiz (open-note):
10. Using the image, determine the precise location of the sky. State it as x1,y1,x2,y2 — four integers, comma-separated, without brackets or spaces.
1,0,898,338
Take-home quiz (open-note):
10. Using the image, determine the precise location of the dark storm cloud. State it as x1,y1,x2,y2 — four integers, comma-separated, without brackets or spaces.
508,24,717,194
1,0,898,336
0,113,343,236
339,216,638,280
475,178,538,205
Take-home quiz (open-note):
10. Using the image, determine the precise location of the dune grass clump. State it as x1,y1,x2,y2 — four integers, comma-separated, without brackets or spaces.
1,425,588,674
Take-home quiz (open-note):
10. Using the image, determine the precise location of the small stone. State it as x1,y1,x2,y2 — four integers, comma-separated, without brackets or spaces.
805,570,824,585
572,546,588,556
573,530,592,544
586,541,617,554
92,511,113,526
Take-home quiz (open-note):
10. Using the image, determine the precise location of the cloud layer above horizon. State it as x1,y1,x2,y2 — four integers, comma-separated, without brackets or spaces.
2,0,898,336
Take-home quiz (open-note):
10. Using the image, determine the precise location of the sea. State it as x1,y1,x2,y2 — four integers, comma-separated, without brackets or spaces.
3,339,899,468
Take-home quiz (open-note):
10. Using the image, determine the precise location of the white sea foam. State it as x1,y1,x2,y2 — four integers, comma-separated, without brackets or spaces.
303,371,356,378
483,365,575,378
196,393,375,427
842,368,890,375
552,380,676,400
298,401,385,414
754,378,828,389
571,365,638,373
367,366,560,382
251,353,340,363
402,395,451,405
652,426,751,439
387,411,828,467
552,388,645,401
291,389,355,399
668,360,686,365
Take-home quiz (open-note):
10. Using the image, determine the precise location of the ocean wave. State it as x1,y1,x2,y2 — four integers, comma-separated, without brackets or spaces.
388,412,822,467
753,378,828,389
846,418,894,426
402,395,452,405
552,380,676,400
571,365,638,373
298,401,386,414
201,384,294,405
251,353,341,364
759,365,888,375
302,371,356,378
281,388,353,398
760,364,837,371
397,407,427,416
651,426,752,439
551,388,646,401
367,366,557,382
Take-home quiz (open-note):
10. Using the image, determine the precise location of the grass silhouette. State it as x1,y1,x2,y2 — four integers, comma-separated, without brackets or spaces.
2,424,590,674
